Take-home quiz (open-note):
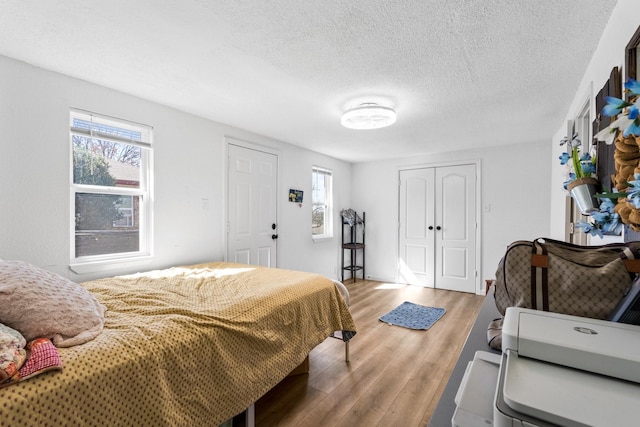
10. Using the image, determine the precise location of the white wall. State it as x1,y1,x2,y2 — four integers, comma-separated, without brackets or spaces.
550,0,640,240
351,141,551,292
0,55,351,281
277,143,352,277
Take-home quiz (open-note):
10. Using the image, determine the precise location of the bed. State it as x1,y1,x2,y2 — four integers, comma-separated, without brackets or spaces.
0,261,356,426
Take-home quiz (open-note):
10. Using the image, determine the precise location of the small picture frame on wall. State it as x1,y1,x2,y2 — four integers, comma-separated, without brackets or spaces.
289,189,303,203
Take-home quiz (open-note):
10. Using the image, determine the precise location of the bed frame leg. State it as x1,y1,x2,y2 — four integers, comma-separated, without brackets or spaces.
231,403,254,427
331,279,352,364
246,404,254,427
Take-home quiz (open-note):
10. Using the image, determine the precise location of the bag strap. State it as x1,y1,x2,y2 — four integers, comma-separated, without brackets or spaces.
536,237,640,252
622,245,640,273
532,237,640,275
624,259,640,273
530,240,549,311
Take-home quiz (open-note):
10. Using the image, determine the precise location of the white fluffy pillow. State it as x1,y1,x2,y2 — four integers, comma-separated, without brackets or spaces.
0,261,106,347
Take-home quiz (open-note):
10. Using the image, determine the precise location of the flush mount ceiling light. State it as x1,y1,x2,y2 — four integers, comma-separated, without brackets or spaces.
341,103,397,130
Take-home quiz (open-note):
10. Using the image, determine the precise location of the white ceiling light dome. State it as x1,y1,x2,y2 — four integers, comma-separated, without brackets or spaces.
341,103,397,130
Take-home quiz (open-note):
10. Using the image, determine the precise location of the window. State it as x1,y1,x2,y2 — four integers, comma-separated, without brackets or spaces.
312,166,333,239
70,109,153,269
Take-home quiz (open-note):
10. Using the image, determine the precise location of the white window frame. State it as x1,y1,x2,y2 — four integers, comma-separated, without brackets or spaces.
69,109,153,274
312,166,333,240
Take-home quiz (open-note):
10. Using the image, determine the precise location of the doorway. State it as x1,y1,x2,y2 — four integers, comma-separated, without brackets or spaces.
226,142,278,267
398,163,479,293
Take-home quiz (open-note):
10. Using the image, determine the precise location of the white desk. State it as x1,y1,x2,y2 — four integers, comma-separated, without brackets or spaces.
428,289,501,426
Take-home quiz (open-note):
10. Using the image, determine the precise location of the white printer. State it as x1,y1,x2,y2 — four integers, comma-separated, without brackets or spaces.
452,307,640,427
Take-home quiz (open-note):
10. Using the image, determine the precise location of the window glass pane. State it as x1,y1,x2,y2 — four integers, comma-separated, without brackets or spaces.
72,137,141,188
75,193,140,256
312,167,332,237
72,117,143,141
312,172,326,235
312,206,325,235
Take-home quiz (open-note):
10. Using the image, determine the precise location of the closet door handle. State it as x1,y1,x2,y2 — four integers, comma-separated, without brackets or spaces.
428,226,434,230
436,226,442,231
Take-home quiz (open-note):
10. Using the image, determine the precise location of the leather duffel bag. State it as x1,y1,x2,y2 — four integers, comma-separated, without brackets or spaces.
494,237,640,319
487,238,640,350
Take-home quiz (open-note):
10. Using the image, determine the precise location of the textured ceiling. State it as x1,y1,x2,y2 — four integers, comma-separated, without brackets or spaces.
0,1,617,163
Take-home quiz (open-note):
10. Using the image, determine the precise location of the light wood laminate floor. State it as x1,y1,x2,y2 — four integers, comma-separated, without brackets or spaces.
256,279,485,427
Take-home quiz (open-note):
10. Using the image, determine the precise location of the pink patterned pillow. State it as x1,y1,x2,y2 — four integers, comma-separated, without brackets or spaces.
0,260,106,347
0,338,62,388
18,338,63,380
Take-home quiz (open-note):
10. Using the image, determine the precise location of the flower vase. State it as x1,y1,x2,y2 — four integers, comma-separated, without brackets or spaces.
567,177,599,215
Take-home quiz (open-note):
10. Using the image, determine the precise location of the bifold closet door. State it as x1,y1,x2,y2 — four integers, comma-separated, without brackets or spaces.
399,164,477,293
399,168,436,286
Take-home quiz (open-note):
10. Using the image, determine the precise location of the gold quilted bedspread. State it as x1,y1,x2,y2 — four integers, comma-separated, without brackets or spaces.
0,262,356,426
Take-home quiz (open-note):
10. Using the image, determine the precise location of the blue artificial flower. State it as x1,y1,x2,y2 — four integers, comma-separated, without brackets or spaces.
596,115,634,144
598,83,640,140
591,210,607,222
625,174,640,208
599,197,617,213
559,132,580,147
575,220,603,238
603,96,631,117
590,197,624,236
604,214,623,235
623,119,640,137
625,78,640,96
562,172,576,190
559,152,570,165
582,161,596,175
574,194,626,239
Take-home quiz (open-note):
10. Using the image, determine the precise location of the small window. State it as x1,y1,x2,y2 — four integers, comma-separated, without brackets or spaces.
70,109,153,269
312,166,333,239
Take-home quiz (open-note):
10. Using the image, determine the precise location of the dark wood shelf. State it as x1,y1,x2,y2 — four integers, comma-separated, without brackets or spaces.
341,211,365,283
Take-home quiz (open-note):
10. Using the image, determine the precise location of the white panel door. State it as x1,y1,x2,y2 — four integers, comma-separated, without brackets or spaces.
398,164,477,293
398,168,435,286
434,164,477,293
227,144,277,267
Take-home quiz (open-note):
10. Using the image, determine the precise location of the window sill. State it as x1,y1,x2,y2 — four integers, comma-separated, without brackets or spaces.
312,235,333,242
70,255,153,275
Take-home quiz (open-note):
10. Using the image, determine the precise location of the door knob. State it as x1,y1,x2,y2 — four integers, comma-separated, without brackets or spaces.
272,234,278,240
436,226,442,231
428,226,434,230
